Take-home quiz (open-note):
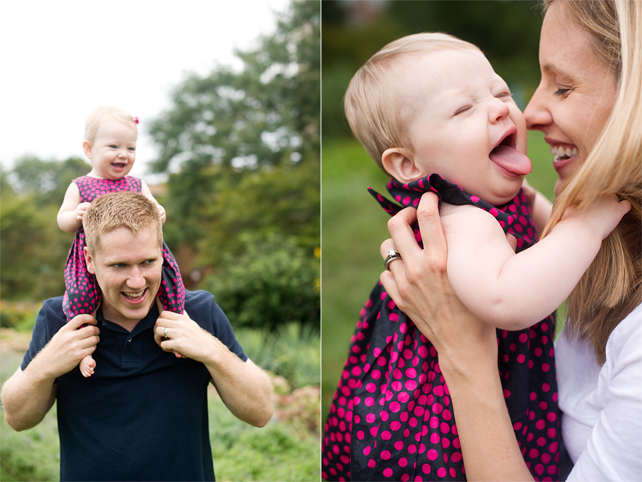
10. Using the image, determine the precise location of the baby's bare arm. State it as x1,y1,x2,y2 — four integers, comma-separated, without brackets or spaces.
57,183,85,233
443,196,630,330
141,181,166,224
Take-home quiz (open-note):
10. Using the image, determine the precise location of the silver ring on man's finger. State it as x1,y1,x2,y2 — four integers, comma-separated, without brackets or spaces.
384,248,402,271
163,327,168,338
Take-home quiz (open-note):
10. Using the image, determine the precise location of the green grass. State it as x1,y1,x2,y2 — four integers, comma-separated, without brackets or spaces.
0,333,320,482
321,132,562,423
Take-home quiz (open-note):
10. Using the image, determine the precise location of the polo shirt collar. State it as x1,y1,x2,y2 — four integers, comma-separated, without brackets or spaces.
95,303,160,337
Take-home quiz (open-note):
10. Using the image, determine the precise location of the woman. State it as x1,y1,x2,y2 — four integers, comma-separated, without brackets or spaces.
381,0,641,480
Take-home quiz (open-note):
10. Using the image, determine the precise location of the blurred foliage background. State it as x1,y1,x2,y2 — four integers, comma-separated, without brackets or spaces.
1,1,320,481
321,0,562,425
1,0,319,332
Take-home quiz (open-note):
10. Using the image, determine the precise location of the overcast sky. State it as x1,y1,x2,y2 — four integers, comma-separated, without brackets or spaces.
0,0,293,181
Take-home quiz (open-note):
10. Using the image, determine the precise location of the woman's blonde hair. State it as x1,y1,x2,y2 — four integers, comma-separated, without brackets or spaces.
541,0,642,364
85,106,138,145
344,33,480,171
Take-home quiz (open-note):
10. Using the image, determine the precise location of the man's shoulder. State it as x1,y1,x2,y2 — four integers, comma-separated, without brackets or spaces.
41,296,66,322
185,290,246,360
185,289,215,308
184,290,226,324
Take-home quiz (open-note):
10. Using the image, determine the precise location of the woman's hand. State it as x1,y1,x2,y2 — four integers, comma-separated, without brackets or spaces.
380,192,533,481
379,192,497,378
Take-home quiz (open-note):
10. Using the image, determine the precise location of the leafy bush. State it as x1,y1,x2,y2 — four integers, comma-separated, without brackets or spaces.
0,329,320,482
205,232,319,332
273,385,321,438
0,300,40,331
234,322,320,389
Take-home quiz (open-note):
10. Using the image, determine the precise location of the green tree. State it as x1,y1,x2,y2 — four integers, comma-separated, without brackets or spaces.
1,157,87,301
11,156,90,205
149,0,319,180
148,0,320,331
0,192,69,301
206,233,319,331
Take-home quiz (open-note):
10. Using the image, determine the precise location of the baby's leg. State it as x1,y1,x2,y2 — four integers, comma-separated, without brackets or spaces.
79,355,96,378
64,231,100,320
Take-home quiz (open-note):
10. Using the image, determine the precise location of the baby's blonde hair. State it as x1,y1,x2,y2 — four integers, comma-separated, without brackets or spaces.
344,33,481,171
84,106,138,145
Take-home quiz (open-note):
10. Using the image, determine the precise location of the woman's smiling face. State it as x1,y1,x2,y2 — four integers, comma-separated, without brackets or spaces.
524,1,618,195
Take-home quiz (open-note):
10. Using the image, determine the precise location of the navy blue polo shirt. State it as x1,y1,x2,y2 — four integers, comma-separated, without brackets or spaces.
21,290,247,482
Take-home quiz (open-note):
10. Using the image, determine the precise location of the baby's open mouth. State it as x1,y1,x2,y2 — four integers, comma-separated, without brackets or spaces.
489,131,532,176
551,145,578,161
494,132,516,151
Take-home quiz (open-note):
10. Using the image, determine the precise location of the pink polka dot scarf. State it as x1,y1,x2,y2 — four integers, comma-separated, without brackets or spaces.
62,176,186,320
322,174,560,481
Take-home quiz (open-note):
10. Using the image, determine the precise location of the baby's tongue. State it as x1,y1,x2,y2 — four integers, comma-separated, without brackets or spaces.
489,145,532,176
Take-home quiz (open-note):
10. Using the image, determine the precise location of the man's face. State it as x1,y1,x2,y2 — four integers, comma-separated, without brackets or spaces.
85,226,162,328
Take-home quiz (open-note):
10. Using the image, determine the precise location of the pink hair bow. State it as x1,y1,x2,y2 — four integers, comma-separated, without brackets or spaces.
134,116,139,124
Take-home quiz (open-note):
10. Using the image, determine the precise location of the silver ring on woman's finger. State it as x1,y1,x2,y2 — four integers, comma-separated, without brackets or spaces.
163,327,168,338
384,248,402,271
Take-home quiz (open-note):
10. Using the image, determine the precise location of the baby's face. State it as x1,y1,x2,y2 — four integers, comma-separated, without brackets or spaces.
396,49,530,205
85,120,137,180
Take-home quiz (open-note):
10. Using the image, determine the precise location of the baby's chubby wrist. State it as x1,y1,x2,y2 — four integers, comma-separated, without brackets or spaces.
559,208,604,240
561,196,629,241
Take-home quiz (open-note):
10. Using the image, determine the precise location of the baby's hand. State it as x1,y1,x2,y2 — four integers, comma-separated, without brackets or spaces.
157,204,166,224
75,202,91,224
565,195,631,240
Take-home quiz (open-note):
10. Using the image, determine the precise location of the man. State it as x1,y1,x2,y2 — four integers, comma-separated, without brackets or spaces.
1,191,273,481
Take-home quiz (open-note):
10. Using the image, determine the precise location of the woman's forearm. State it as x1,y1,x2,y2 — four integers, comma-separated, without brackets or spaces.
439,353,534,481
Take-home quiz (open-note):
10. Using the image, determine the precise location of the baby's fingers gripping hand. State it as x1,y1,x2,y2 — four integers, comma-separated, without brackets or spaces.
75,202,91,223
157,205,166,224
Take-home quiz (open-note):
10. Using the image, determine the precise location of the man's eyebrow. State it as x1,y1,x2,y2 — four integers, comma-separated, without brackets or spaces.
104,259,128,265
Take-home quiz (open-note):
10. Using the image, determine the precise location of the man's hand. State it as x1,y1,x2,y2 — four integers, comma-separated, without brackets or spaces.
153,310,212,361
1,314,100,431
153,309,273,427
39,314,100,379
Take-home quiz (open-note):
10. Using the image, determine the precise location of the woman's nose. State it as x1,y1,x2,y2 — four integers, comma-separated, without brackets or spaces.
524,85,552,130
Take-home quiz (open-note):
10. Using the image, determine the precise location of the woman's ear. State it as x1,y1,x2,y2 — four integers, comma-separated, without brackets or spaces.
382,147,423,183
83,141,93,159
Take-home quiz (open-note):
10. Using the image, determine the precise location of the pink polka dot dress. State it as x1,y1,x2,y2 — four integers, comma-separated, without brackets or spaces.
62,176,186,320
322,174,560,481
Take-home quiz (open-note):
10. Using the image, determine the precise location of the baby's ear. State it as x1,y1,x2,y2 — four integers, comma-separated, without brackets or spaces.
381,147,423,183
82,141,93,159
